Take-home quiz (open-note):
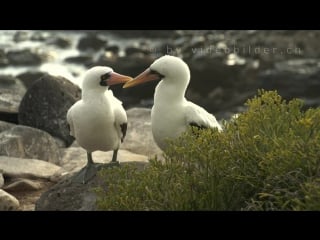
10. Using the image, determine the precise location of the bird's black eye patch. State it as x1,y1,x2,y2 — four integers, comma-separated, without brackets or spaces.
150,69,165,79
100,72,111,86
101,72,111,81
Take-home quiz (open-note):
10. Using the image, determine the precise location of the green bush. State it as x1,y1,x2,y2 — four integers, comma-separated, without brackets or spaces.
95,90,320,210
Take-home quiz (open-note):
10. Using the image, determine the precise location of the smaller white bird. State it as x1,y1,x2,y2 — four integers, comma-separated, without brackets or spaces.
123,55,222,151
67,66,132,183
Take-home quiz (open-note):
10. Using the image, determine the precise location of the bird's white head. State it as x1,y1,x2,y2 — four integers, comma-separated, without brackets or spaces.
123,55,190,88
82,66,132,91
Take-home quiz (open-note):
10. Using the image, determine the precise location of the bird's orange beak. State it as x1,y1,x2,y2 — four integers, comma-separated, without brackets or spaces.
107,72,133,86
123,68,160,88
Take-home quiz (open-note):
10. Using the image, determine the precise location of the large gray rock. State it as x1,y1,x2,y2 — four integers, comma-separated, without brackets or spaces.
0,189,20,211
121,108,162,157
18,74,81,146
0,75,27,114
0,156,61,180
35,161,148,211
0,125,61,165
0,120,15,133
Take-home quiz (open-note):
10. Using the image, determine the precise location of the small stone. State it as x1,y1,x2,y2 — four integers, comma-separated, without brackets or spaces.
0,189,19,211
3,178,43,192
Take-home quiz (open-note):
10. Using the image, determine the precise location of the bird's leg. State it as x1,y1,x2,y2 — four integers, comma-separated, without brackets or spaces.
111,149,118,162
87,152,94,165
71,152,98,184
109,149,120,166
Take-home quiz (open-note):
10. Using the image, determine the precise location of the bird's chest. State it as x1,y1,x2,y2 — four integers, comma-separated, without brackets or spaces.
75,105,114,133
151,106,186,141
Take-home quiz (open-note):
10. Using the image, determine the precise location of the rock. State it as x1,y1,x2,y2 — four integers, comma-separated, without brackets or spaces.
13,31,29,42
7,49,45,66
47,36,72,48
0,125,61,165
64,55,92,65
258,59,320,108
0,49,9,67
3,178,43,192
54,137,67,148
0,120,15,133
50,147,149,182
0,156,61,180
16,71,45,89
0,189,19,210
18,74,81,147
36,161,148,211
125,46,149,56
105,45,119,54
0,172,3,188
30,31,51,41
0,75,27,114
121,108,162,157
77,34,107,51
11,180,54,211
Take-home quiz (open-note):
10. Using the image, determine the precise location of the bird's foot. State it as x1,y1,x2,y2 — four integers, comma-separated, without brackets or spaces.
71,163,99,184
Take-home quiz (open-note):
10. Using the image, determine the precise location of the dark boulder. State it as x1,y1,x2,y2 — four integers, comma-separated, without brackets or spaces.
77,34,107,51
18,74,81,146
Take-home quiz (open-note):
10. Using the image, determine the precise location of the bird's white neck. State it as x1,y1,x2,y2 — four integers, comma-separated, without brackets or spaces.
82,88,110,105
154,77,188,105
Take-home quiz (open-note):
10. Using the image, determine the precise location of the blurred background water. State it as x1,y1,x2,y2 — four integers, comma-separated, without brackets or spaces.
1,30,320,121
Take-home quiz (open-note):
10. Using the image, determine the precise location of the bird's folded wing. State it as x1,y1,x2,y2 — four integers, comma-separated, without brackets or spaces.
185,101,222,131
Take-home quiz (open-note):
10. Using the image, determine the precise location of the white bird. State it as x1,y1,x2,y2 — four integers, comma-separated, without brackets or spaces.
67,66,132,183
123,55,222,151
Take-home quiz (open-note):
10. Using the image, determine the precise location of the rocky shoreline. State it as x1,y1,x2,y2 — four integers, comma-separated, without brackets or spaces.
1,30,320,210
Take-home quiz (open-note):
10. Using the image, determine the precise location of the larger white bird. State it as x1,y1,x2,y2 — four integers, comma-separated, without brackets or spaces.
123,55,222,151
67,66,132,183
